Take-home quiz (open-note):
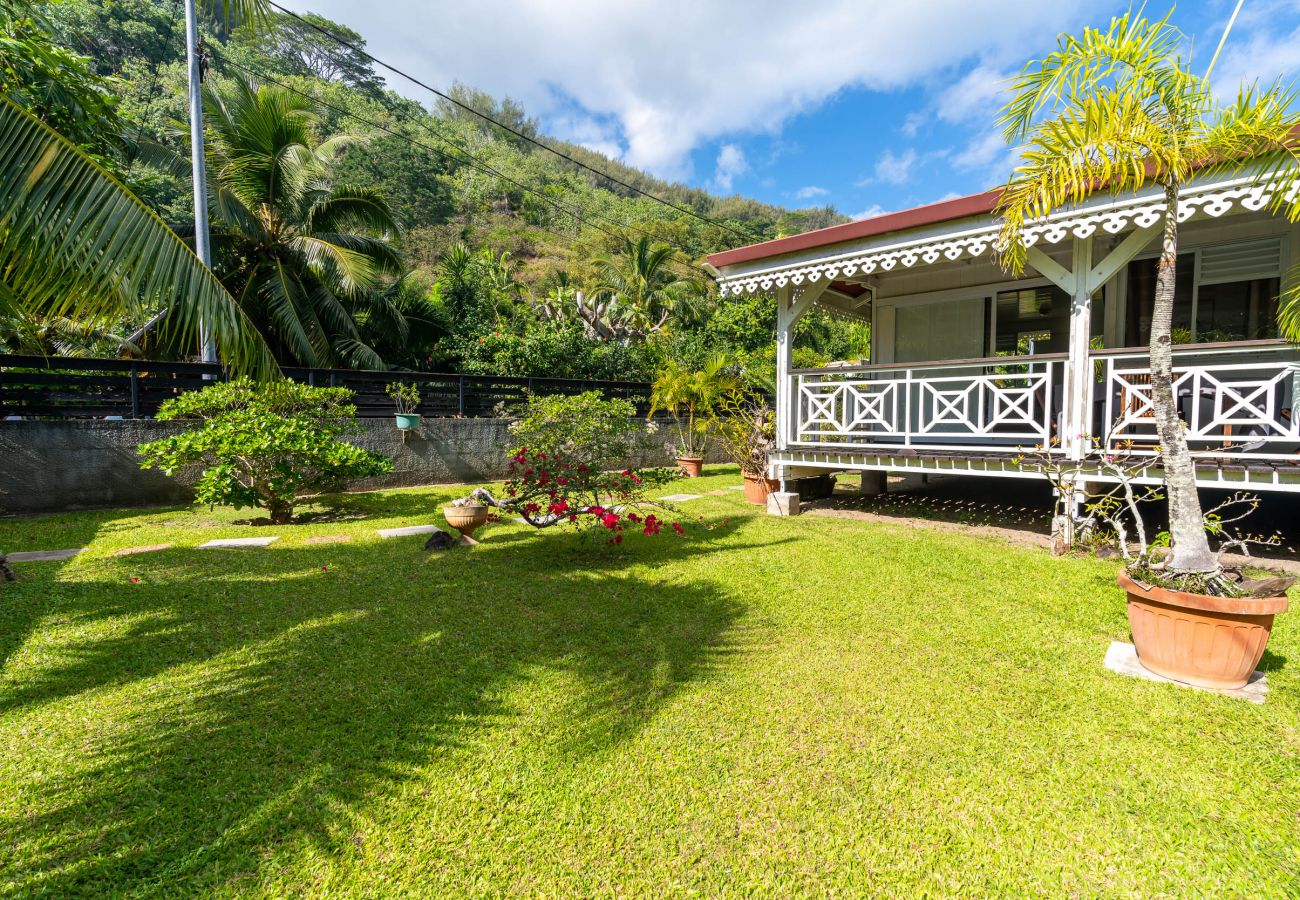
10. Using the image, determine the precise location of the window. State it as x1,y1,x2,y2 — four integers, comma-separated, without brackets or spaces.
994,285,1104,355
1123,239,1283,345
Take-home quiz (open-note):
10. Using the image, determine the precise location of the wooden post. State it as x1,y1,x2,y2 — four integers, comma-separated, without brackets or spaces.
774,284,795,455
1064,236,1094,460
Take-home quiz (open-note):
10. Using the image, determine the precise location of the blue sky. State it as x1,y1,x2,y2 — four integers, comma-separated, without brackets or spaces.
285,0,1300,220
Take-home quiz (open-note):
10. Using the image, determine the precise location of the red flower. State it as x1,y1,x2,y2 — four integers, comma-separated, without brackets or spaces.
129,577,140,584
600,512,620,529
524,502,541,514
321,565,328,571
672,522,684,535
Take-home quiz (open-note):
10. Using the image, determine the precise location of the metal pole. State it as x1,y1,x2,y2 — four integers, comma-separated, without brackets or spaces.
184,0,217,365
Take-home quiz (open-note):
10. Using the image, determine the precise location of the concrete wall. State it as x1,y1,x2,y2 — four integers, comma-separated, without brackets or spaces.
0,417,717,515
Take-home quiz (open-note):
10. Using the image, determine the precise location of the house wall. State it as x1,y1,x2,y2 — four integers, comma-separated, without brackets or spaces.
0,418,709,515
865,212,1300,363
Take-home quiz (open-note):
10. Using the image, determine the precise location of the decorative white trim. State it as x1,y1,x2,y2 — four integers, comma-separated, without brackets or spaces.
717,176,1290,296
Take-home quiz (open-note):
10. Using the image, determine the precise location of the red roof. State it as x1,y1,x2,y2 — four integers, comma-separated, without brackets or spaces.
708,189,1003,269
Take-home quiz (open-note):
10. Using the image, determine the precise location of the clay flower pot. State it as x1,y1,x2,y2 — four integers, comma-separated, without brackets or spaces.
443,504,489,538
1118,570,1288,690
676,457,704,478
742,472,778,505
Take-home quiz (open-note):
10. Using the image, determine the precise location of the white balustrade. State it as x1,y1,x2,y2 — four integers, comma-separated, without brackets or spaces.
793,356,1062,452
1099,342,1300,460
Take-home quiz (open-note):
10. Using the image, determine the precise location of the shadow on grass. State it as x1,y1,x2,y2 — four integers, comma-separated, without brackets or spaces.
0,521,763,894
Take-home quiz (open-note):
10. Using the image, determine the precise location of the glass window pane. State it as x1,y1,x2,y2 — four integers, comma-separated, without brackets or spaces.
1195,277,1280,341
1125,254,1193,345
995,285,1070,354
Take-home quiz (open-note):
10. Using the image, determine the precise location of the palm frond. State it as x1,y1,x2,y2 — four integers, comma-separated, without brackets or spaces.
0,95,276,376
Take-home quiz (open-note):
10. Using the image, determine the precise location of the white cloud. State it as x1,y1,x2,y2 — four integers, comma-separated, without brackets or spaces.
284,0,1095,177
862,148,918,185
794,185,830,199
850,204,888,220
1211,19,1300,98
934,63,1013,125
713,143,748,192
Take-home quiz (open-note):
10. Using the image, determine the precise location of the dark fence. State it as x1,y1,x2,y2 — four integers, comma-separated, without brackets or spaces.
0,354,653,420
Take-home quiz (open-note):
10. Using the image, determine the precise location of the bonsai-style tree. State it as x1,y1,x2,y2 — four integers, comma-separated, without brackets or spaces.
648,355,738,460
710,390,775,479
386,381,421,415
462,391,682,541
995,10,1300,582
139,378,392,524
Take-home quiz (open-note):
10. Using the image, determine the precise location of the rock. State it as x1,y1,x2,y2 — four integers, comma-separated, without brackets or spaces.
423,527,456,551
1238,576,1295,598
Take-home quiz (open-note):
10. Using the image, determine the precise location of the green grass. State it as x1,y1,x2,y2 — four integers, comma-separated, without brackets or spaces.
1,466,1298,896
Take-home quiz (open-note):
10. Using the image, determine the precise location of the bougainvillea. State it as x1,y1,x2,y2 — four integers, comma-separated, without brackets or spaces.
461,391,686,542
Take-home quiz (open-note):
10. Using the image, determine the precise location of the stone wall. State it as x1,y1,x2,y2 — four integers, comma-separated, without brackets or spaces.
0,418,716,515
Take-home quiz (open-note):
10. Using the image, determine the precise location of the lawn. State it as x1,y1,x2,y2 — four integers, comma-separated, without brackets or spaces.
1,466,1298,896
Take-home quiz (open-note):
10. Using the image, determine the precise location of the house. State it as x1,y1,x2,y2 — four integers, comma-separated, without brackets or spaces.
706,168,1300,505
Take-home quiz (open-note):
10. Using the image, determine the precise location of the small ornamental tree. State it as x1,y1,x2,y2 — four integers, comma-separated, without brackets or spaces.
461,391,684,542
139,378,392,524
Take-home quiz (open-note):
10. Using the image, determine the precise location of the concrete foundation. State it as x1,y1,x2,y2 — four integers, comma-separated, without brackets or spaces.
0,418,709,515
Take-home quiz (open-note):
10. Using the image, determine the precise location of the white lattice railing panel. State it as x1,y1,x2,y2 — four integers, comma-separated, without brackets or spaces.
1100,345,1300,459
794,359,1059,451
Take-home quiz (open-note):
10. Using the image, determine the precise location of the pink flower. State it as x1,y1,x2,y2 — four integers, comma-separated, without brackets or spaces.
129,577,140,584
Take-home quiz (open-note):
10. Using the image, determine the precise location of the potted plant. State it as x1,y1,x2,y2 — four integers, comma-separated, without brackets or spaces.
711,390,777,504
386,381,421,430
443,497,489,538
648,355,737,477
996,12,1298,689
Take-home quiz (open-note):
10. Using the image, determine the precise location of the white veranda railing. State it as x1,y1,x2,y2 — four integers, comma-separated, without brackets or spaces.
793,354,1064,452
1099,342,1300,460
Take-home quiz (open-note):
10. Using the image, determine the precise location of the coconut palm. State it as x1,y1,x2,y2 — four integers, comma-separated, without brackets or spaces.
590,235,707,338
995,10,1300,579
0,95,275,375
201,75,406,368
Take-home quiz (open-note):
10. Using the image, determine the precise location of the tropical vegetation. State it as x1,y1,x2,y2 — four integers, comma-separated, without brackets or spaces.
0,0,868,382
995,10,1300,587
138,378,392,523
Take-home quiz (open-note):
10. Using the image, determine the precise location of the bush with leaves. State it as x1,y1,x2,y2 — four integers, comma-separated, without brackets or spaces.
462,391,681,542
139,378,392,524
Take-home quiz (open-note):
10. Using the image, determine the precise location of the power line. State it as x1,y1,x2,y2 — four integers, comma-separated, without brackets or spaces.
213,54,713,281
263,0,759,244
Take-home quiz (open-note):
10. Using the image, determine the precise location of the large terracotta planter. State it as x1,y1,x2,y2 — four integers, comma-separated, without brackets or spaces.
742,472,778,505
676,457,704,478
443,504,489,538
1118,570,1288,689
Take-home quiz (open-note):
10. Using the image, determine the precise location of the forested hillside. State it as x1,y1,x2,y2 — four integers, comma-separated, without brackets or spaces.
3,0,868,382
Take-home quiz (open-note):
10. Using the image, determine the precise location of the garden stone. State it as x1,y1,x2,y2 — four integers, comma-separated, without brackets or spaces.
199,537,279,549
1103,641,1269,703
7,548,85,562
378,524,443,539
767,491,800,517
660,493,702,502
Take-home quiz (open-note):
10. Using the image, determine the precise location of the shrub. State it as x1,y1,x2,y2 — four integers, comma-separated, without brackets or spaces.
139,378,392,524
467,391,680,542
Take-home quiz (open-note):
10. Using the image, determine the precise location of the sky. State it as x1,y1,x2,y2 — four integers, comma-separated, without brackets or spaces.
281,0,1300,221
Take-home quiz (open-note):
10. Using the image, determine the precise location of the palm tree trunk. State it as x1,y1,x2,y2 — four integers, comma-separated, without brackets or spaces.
1150,183,1218,574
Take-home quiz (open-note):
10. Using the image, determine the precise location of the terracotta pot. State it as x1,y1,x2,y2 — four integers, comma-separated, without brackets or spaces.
676,457,704,477
742,472,778,505
443,504,489,538
1118,570,1288,689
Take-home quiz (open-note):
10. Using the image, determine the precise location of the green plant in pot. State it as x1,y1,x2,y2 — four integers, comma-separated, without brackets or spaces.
387,382,421,431
711,390,777,504
648,355,737,477
996,12,1298,689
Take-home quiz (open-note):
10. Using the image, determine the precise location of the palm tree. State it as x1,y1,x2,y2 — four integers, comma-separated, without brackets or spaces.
995,10,1300,579
648,354,739,458
590,235,706,338
0,95,275,375
201,75,406,368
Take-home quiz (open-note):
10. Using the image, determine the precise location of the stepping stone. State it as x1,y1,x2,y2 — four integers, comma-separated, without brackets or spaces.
377,524,442,539
725,486,746,491
660,493,702,502
112,543,174,557
1103,641,1269,704
303,535,351,545
7,548,84,563
198,537,279,549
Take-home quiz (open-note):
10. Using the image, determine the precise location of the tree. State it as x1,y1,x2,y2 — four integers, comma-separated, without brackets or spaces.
139,378,392,524
0,94,275,375
586,235,706,340
199,75,408,368
995,10,1300,578
234,11,383,92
